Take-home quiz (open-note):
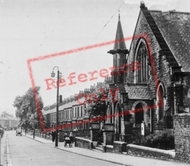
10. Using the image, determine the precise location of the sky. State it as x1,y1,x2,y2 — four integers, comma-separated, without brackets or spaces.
0,0,190,116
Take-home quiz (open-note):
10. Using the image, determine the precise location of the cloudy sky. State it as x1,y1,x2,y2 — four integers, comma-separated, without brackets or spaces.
0,0,189,116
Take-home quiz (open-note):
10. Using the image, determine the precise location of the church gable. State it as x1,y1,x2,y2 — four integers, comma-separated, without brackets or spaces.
124,3,190,132
126,3,180,99
127,6,162,87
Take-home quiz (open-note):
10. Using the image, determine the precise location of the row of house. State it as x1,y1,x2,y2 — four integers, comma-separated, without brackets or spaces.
43,2,190,144
43,83,109,132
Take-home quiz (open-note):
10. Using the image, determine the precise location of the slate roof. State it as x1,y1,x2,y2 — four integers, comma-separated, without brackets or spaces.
150,10,190,71
124,83,153,100
140,3,190,71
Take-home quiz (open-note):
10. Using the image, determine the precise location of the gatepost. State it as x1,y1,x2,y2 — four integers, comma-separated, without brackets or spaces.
90,123,100,148
102,123,114,152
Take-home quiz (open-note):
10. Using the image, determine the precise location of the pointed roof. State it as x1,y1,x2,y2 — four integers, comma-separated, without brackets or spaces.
113,13,127,50
108,13,128,55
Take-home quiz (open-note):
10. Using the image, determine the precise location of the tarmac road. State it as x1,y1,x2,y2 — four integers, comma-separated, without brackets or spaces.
6,130,122,166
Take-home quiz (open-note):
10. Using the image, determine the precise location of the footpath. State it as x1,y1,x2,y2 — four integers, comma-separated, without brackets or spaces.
26,134,188,166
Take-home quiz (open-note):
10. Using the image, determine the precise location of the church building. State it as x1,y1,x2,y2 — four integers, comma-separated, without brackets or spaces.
105,2,190,142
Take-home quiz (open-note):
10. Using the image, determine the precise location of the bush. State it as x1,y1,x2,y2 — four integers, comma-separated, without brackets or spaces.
133,130,174,150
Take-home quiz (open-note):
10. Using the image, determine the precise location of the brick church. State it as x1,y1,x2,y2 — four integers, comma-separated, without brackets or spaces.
105,2,190,142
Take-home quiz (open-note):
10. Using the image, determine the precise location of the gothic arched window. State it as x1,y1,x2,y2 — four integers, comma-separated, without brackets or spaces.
135,41,150,83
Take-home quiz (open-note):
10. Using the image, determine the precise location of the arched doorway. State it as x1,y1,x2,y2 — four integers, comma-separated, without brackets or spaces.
135,103,144,126
131,101,150,128
129,101,151,137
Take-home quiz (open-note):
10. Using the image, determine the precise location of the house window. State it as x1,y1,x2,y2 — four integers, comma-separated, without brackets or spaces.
79,106,82,117
72,107,74,118
64,110,66,120
78,106,80,117
53,113,56,122
67,110,69,119
73,107,75,118
77,106,79,118
135,41,150,83
75,107,77,117
68,109,70,119
70,108,72,119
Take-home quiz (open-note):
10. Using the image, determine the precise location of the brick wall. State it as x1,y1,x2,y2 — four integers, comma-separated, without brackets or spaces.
174,113,190,163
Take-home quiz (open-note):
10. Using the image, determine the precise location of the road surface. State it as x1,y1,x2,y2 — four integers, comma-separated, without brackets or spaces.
6,131,122,166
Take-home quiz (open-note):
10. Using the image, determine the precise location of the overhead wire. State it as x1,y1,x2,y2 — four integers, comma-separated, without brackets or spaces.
58,1,126,97
66,1,125,70
55,1,125,101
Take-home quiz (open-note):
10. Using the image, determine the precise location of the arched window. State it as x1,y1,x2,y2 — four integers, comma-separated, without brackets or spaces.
135,41,150,83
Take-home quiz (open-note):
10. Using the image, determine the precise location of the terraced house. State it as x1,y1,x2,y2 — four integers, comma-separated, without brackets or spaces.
43,3,190,145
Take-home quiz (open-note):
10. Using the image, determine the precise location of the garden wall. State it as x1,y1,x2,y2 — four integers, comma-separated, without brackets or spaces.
127,144,175,160
75,137,92,149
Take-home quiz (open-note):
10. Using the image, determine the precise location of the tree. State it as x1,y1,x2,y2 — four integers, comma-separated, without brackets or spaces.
84,85,119,124
13,86,44,136
85,87,108,122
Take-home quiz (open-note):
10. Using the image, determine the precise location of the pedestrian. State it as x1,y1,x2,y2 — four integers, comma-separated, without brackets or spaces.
64,133,71,147
51,130,56,142
69,132,74,147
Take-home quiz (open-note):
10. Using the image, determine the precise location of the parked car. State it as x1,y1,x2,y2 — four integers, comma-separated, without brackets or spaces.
16,127,22,136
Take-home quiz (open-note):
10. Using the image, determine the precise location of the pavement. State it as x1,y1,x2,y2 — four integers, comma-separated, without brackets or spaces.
25,134,189,166
0,134,6,166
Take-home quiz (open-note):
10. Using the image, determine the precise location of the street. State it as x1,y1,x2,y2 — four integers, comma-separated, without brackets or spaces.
5,131,121,166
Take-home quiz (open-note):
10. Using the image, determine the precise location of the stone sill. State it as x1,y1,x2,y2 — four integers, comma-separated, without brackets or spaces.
106,145,113,148
114,141,127,145
174,113,190,117
75,137,92,143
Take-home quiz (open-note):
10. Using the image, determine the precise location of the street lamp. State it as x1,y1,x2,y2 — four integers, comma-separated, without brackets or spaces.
51,66,62,147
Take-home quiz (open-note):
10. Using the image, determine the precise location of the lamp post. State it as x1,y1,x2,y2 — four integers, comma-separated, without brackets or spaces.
51,66,62,147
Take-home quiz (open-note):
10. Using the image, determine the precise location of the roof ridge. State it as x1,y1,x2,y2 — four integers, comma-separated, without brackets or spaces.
149,10,190,15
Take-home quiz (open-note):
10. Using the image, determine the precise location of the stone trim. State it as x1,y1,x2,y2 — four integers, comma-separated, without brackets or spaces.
127,144,175,160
